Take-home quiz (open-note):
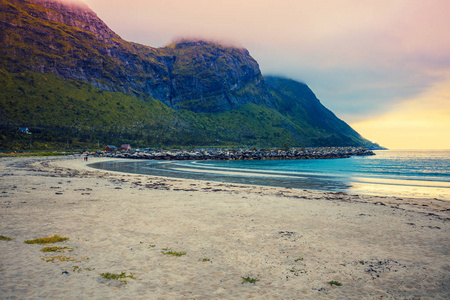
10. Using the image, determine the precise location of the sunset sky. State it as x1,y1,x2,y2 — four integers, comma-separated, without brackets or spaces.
81,0,450,149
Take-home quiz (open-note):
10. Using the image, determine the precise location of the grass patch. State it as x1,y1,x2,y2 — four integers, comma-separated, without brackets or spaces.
99,272,136,284
0,151,77,157
24,235,69,245
149,244,156,248
41,255,88,263
73,266,95,273
0,235,14,241
294,257,303,262
241,276,259,284
162,249,187,257
41,246,73,252
328,280,342,286
199,258,211,262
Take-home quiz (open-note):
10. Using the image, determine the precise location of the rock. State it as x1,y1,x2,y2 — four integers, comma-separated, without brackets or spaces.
94,147,375,161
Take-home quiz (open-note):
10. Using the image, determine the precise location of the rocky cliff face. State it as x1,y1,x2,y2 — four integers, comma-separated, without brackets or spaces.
0,0,275,112
21,0,116,41
163,41,276,112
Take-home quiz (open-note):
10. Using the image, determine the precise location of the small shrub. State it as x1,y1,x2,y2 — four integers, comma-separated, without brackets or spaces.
359,260,365,265
0,235,14,241
294,257,303,262
199,258,211,262
73,266,95,273
73,266,81,272
99,272,136,284
149,244,156,248
25,235,69,245
41,246,73,252
328,280,342,286
41,255,74,263
41,255,88,263
241,276,259,284
162,249,186,257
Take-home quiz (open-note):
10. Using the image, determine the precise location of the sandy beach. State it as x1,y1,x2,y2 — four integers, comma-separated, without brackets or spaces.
1,155,449,299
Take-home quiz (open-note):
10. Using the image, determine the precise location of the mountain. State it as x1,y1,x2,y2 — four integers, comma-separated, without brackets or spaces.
0,0,380,150
0,0,274,112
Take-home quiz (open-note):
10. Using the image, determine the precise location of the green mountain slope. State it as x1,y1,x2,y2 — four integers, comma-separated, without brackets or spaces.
266,76,372,146
0,0,379,150
0,69,377,149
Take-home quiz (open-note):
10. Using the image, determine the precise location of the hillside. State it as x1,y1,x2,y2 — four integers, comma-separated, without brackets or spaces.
0,0,379,150
266,76,371,146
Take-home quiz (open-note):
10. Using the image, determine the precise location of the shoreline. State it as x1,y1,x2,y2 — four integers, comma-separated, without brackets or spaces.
1,155,449,299
89,157,450,201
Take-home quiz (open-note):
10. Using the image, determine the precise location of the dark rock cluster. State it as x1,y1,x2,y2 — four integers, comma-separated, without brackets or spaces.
91,147,375,161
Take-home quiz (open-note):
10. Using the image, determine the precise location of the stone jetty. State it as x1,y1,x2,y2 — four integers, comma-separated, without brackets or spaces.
90,147,375,160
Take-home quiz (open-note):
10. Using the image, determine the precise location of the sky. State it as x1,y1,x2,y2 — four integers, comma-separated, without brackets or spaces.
80,0,450,149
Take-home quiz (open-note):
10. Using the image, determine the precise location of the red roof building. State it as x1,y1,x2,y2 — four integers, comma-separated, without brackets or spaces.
121,144,131,151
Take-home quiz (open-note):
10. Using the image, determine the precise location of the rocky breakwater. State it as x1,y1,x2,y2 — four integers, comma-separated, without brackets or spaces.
95,147,375,160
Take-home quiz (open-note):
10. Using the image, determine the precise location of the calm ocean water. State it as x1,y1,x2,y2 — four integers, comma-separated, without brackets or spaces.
90,150,450,200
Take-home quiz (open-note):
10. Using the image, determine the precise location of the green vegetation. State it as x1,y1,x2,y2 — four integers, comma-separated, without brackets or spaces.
0,150,81,157
328,280,343,286
265,76,376,147
199,258,211,262
99,272,136,284
41,246,73,252
294,257,304,262
241,276,259,284
161,249,187,257
0,235,14,241
0,69,377,150
72,266,95,273
24,235,69,245
0,70,180,150
41,255,88,263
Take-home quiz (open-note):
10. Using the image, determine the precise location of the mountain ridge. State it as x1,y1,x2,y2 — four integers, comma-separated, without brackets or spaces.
0,0,380,149
1,0,275,112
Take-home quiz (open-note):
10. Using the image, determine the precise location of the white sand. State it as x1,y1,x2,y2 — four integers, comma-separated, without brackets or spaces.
1,156,449,299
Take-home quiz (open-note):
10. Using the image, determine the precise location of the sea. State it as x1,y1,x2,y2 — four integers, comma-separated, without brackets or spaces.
90,150,450,200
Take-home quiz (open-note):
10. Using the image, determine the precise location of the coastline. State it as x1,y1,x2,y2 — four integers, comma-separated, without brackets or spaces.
1,156,449,299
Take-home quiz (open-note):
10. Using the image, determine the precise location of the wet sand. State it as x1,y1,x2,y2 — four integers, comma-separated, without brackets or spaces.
1,156,449,299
